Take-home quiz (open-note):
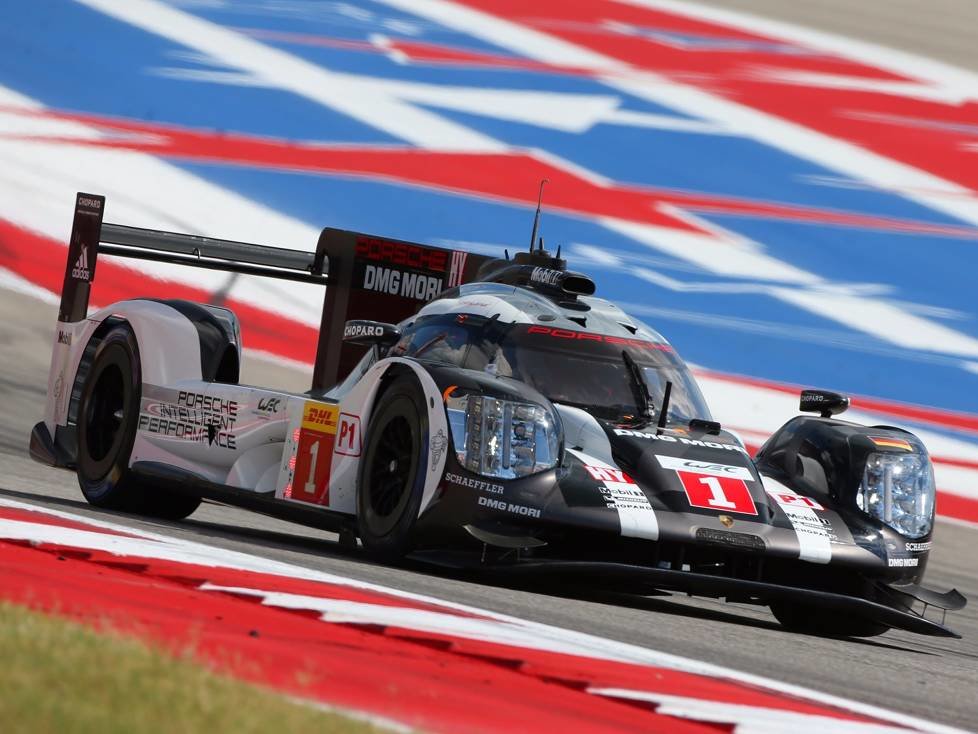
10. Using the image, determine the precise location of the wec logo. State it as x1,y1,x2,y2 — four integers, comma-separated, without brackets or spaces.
681,460,741,474
655,454,753,480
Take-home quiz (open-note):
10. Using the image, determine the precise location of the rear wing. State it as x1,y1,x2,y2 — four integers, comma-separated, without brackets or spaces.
58,192,491,390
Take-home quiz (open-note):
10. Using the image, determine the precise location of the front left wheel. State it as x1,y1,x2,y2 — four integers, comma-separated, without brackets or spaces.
75,324,200,520
356,375,429,561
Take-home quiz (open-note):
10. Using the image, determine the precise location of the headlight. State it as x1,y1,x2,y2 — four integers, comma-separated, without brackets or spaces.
446,394,560,479
857,451,935,538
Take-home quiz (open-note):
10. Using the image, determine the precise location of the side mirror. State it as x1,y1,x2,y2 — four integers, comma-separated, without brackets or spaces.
800,388,849,418
343,320,401,347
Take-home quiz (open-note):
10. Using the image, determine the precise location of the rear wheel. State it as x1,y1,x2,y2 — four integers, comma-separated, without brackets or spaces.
76,325,200,520
357,375,429,561
769,601,890,638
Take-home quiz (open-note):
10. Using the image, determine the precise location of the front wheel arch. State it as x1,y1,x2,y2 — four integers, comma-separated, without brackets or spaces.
356,373,430,561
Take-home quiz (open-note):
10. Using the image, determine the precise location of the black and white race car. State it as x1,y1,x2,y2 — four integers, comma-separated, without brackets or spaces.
31,193,966,638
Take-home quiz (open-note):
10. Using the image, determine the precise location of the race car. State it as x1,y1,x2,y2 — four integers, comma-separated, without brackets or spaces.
30,192,965,638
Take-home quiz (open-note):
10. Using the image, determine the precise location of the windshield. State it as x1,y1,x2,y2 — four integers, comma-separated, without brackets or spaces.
392,315,711,425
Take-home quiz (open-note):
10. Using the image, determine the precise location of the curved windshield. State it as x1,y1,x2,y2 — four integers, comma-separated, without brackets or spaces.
392,315,711,425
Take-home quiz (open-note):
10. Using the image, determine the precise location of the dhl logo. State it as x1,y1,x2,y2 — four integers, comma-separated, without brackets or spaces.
302,402,339,433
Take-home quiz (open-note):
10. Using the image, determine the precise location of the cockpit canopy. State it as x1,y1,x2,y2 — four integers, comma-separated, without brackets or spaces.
391,300,712,426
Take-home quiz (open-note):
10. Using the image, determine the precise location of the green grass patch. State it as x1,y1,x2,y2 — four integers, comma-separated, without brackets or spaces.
0,602,387,734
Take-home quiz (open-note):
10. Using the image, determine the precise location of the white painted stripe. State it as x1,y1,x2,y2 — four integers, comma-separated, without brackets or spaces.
600,216,819,285
0,266,59,304
591,689,911,734
933,465,978,502
761,475,832,564
0,87,325,327
74,0,504,152
0,496,969,734
771,287,978,358
199,584,578,653
610,217,978,358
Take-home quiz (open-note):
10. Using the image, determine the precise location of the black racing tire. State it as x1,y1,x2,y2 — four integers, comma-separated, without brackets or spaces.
75,325,200,520
357,374,429,561
769,601,890,638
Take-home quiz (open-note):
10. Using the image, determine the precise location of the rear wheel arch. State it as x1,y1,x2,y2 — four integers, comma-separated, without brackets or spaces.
75,321,200,520
68,315,128,427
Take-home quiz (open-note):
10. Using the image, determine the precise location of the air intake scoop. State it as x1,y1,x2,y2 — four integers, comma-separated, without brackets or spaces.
477,251,596,298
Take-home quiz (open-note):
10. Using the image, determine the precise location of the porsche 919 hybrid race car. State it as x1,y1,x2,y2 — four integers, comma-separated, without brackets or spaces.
31,193,966,638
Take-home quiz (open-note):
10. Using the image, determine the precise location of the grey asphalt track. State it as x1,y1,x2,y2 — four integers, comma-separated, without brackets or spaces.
3,3,978,730
695,0,978,71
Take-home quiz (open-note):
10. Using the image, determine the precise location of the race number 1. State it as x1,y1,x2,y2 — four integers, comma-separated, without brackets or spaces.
291,402,339,505
678,471,758,515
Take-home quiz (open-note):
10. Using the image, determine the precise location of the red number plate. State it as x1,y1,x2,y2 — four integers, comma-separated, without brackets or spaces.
290,402,339,505
678,471,757,515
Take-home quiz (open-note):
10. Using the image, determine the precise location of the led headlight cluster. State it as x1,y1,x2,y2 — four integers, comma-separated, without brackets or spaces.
446,394,560,479
857,451,935,539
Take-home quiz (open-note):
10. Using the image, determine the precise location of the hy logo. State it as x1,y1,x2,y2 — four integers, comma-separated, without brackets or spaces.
71,246,91,281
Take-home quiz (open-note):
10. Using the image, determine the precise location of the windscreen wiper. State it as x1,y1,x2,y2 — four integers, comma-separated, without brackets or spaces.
621,350,653,424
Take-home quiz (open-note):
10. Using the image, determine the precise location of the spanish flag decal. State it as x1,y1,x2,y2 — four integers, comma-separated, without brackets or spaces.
869,436,913,452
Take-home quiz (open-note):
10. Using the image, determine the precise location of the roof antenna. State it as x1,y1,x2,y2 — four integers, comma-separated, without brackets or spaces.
528,178,548,251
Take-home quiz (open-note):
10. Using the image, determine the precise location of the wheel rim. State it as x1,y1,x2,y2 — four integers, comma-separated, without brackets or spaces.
367,414,417,528
84,363,126,464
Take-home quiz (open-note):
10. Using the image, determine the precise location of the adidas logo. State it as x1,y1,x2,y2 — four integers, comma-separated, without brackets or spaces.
71,246,90,281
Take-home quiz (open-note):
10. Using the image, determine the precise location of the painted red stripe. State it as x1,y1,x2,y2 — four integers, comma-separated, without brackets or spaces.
388,628,883,724
935,491,978,525
240,28,598,76
0,218,318,366
0,538,719,733
60,549,492,619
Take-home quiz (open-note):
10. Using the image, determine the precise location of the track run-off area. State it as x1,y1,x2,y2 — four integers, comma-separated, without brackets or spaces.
1,0,978,731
